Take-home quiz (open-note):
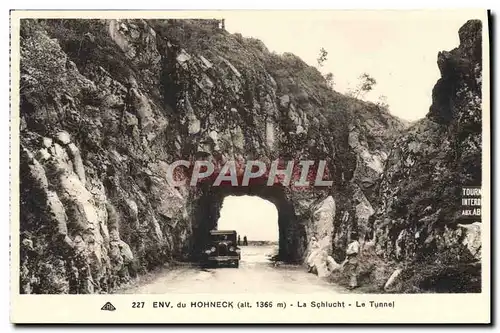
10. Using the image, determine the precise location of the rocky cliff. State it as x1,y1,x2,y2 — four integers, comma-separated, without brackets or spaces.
19,18,416,294
371,20,483,293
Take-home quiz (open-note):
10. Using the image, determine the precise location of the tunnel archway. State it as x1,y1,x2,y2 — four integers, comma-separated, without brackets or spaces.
191,178,306,263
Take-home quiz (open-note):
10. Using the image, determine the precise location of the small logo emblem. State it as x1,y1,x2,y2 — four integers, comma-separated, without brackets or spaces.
101,302,116,311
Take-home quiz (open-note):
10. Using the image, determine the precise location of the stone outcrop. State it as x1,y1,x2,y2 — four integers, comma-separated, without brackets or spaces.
18,18,420,294
370,20,483,292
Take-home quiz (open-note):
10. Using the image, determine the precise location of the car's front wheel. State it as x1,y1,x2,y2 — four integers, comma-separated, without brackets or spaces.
234,260,239,268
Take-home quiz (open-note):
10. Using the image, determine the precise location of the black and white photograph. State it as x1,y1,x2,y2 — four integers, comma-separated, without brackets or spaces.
9,9,490,324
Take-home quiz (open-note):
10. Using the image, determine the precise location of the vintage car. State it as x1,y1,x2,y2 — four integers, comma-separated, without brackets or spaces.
202,230,241,268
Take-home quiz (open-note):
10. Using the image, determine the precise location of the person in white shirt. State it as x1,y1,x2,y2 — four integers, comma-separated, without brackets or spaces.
344,232,360,289
306,236,320,273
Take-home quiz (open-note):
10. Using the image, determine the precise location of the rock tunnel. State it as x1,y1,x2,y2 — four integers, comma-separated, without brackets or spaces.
190,177,307,263
17,18,484,295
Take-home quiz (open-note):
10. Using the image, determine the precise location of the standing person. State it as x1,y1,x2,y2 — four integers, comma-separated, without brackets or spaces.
343,232,360,290
238,235,241,246
243,235,248,246
306,236,320,273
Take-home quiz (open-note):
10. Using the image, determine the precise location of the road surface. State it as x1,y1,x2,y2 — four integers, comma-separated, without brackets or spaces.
118,245,347,294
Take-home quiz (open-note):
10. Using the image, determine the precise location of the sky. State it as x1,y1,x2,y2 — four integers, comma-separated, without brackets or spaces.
217,195,279,241
223,10,484,121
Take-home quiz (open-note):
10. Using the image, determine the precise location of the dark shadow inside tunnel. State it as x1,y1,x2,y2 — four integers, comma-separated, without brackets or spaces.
190,179,306,263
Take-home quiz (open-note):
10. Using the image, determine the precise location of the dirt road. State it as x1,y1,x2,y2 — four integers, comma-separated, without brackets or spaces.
119,245,347,294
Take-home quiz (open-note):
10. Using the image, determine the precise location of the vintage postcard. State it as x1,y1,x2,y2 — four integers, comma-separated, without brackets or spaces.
10,9,491,324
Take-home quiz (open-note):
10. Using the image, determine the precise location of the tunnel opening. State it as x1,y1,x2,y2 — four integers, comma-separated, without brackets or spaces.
190,178,306,263
217,195,279,244
217,195,279,262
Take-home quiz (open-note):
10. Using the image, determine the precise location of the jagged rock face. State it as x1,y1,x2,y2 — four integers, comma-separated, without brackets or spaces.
373,20,483,269
19,18,402,293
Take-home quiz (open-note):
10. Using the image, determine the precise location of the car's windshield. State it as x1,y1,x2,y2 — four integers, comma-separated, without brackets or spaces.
212,234,236,243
